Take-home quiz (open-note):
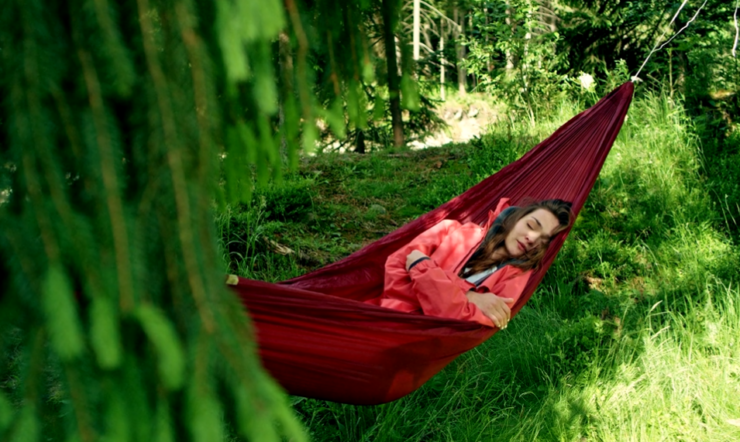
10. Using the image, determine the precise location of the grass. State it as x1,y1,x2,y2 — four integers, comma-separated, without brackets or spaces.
220,90,740,441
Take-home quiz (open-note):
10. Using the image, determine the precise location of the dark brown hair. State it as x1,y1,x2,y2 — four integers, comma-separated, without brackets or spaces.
460,199,573,276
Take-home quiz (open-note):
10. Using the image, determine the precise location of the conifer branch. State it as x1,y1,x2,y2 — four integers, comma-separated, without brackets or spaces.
344,5,361,82
64,363,97,442
175,1,226,297
20,150,59,261
136,0,215,332
176,1,213,187
50,87,86,181
23,329,46,404
77,48,136,312
2,223,40,295
326,30,342,96
284,0,315,150
16,5,60,262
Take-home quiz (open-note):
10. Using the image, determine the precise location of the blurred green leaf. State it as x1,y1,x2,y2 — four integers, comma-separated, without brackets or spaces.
90,297,122,369
135,305,185,391
42,265,84,361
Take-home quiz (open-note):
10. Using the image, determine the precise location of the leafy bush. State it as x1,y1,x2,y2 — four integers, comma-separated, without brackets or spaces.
255,178,315,222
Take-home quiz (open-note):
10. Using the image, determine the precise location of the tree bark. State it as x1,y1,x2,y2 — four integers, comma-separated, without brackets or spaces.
454,7,466,95
423,23,433,54
668,47,673,99
382,0,405,147
485,7,493,74
278,32,292,155
505,0,514,71
354,130,366,153
440,22,446,101
413,0,420,60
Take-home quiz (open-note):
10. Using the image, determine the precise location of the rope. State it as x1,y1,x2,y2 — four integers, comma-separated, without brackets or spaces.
632,0,708,81
733,0,739,58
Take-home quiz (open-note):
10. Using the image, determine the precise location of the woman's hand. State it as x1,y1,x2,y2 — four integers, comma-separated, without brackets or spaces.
466,291,515,329
405,250,429,271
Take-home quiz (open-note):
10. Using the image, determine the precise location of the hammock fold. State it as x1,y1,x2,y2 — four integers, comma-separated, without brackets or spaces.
232,82,634,405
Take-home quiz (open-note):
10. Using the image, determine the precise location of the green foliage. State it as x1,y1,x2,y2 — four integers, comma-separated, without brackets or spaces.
187,388,224,442
135,305,185,391
41,265,85,361
257,179,315,222
1,0,322,440
463,0,568,110
0,391,12,432
89,297,122,370
9,405,40,442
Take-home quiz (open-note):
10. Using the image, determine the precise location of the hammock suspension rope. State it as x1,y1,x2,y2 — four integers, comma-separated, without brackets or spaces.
733,0,739,58
633,0,709,81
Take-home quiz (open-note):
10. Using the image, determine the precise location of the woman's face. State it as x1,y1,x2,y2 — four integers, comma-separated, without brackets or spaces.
504,208,560,259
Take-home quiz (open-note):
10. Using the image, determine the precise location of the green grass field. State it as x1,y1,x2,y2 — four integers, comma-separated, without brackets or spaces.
221,91,740,441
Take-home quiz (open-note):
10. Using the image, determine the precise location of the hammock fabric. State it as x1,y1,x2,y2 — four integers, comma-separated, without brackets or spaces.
232,82,634,405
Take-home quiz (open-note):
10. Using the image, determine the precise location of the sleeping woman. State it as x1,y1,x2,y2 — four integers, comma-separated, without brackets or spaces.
366,198,573,328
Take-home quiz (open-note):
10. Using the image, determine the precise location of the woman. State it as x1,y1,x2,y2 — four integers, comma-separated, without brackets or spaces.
366,198,573,328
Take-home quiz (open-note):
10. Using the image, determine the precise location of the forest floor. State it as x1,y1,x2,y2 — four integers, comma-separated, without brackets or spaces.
220,91,740,441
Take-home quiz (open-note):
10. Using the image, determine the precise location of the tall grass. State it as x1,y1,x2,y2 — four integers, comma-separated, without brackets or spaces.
223,91,740,441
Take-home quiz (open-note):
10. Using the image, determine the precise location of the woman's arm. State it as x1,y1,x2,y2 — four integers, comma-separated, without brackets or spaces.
405,249,430,270
465,291,514,328
408,260,528,328
407,259,496,326
381,220,465,311
384,220,462,282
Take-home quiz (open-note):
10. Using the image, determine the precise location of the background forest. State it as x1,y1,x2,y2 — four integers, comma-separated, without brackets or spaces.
1,0,739,441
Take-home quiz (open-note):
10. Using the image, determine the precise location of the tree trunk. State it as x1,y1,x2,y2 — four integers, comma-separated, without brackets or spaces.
278,32,292,155
668,47,673,99
523,0,532,89
412,0,420,60
440,22,446,101
469,13,476,89
423,23,432,54
382,0,405,147
354,130,366,153
676,50,687,95
454,7,466,95
485,7,493,74
505,0,514,71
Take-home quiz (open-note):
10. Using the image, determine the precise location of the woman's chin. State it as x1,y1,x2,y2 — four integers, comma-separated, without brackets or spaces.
507,246,524,259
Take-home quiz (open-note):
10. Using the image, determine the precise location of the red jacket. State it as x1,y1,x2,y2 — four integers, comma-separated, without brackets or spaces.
367,198,531,327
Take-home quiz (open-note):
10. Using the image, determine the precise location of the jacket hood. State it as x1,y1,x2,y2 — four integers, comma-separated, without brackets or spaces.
484,197,512,231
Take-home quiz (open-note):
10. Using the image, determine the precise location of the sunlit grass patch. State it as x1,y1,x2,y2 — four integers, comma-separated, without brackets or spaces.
585,284,740,442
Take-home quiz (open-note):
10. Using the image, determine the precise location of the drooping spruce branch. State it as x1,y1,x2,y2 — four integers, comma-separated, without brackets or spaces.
0,0,414,440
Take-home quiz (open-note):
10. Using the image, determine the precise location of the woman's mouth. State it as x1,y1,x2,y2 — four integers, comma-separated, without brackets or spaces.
517,241,526,252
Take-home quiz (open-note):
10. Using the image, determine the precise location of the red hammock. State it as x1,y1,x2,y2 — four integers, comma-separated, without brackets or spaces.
232,82,634,405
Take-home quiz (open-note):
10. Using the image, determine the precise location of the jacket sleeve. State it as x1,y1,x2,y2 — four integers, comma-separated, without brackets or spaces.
391,220,461,258
382,220,468,313
487,266,532,307
384,219,461,282
408,259,493,326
